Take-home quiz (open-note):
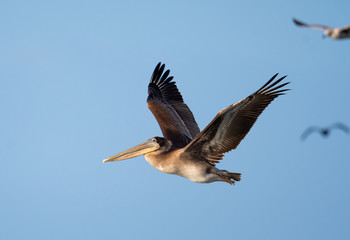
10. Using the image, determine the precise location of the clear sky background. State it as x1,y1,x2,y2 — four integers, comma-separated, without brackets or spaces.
1,1,349,239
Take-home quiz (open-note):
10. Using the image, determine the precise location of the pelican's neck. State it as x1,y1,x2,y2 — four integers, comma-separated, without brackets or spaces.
144,139,182,174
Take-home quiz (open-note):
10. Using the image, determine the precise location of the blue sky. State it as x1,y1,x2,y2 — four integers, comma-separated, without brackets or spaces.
1,1,349,239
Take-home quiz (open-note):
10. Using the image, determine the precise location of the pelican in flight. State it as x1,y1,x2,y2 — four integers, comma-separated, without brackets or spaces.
301,123,349,141
293,18,350,39
103,63,290,184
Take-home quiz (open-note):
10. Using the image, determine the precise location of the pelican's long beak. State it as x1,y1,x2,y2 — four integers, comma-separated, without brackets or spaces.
103,139,160,163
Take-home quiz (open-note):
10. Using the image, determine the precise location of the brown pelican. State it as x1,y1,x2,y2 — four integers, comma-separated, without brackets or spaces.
301,123,349,141
293,18,350,39
103,63,290,184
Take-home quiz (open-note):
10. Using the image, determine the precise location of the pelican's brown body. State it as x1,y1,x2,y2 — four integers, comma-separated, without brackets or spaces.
144,141,240,184
104,62,289,184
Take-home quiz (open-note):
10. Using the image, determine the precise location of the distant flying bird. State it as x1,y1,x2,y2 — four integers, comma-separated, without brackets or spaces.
301,123,349,141
293,18,350,39
103,62,290,184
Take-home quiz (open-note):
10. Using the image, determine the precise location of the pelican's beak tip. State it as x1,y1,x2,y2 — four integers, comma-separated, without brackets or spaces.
102,158,109,163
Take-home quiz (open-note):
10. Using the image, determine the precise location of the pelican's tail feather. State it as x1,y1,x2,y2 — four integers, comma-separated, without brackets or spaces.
220,170,241,184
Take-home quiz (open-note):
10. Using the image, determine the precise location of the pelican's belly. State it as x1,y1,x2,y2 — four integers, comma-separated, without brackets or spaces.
144,151,221,183
178,164,221,183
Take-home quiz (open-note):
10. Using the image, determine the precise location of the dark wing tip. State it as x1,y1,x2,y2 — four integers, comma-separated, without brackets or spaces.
150,62,174,85
256,74,290,96
148,62,183,103
293,18,306,27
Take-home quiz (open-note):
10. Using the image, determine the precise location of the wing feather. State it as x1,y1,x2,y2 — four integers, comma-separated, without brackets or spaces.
293,18,330,30
300,126,322,141
184,74,290,165
340,26,350,35
147,62,200,147
330,123,349,133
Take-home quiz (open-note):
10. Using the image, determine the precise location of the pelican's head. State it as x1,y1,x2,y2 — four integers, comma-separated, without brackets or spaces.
103,137,167,163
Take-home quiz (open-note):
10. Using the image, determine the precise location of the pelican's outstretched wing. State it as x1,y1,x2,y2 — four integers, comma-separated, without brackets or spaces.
184,74,290,165
301,126,322,141
147,62,200,148
340,26,350,34
330,122,349,134
293,18,330,30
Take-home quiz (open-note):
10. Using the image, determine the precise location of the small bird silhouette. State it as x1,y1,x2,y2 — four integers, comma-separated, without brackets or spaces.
301,123,349,141
293,18,350,39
